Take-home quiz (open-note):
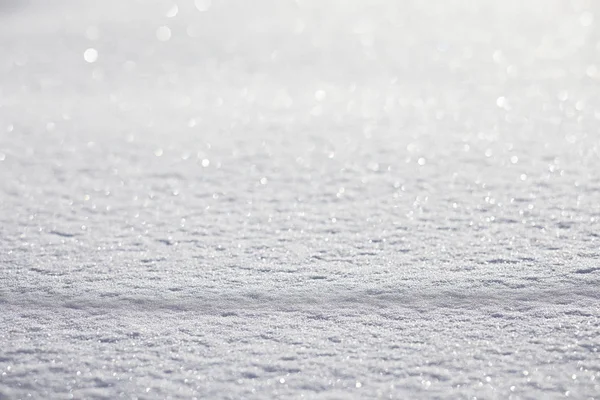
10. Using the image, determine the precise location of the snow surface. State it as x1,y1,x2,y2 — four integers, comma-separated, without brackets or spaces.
1,0,600,398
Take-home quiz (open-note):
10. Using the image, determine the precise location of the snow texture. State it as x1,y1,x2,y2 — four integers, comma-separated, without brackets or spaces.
1,0,600,399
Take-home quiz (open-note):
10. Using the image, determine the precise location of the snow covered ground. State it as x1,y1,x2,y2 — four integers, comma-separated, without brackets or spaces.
1,0,600,398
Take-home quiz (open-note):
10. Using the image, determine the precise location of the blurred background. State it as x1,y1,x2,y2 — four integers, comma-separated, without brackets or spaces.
2,0,599,139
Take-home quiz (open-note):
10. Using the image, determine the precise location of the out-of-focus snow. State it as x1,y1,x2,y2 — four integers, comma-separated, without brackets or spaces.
1,0,600,398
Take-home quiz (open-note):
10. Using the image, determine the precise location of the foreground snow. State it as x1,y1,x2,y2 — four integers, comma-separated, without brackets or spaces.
1,0,599,398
